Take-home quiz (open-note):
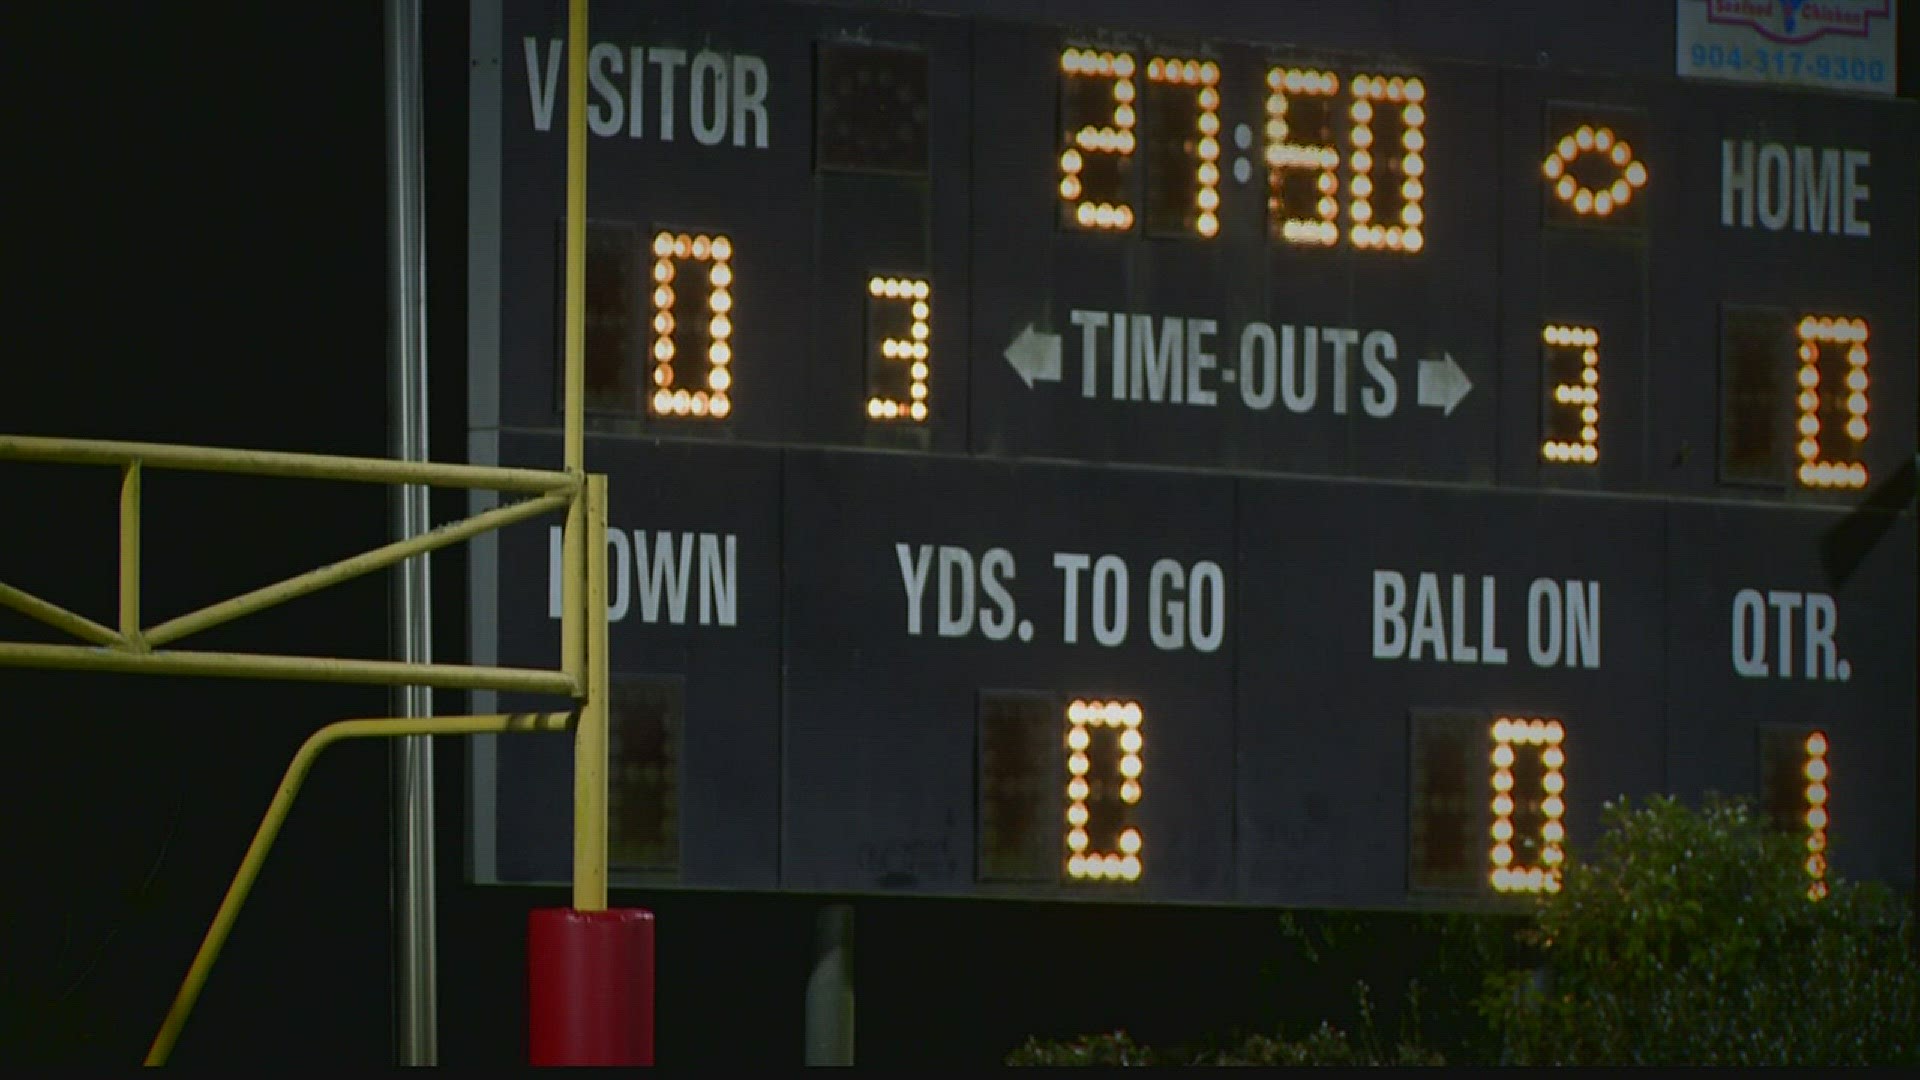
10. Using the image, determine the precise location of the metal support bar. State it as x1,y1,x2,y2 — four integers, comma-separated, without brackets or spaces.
0,642,578,695
805,904,856,1065
572,473,609,911
0,435,574,495
143,491,568,649
385,0,436,1061
120,462,142,644
143,711,576,1066
0,581,124,647
562,496,583,684
563,0,586,478
558,0,589,687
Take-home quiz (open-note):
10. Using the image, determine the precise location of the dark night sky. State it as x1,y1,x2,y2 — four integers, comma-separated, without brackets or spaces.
4,1,409,1065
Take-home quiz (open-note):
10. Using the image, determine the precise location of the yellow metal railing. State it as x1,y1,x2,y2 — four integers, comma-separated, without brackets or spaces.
0,436,613,1064
0,435,581,694
1,0,607,1063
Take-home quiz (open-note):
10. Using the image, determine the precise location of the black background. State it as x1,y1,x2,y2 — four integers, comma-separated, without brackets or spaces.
2,0,1914,1067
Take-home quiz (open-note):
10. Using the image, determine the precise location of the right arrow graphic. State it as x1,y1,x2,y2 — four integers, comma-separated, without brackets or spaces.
1002,324,1063,389
1416,354,1472,415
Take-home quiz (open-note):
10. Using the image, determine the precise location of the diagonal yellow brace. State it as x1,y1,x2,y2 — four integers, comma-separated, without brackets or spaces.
144,711,576,1066
143,490,569,648
0,581,125,647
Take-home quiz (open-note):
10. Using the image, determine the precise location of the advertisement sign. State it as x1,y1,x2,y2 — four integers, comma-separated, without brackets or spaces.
1677,1,1897,94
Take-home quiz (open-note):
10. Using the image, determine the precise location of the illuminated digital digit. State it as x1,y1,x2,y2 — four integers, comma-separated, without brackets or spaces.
865,275,931,424
1541,324,1600,465
1489,717,1566,894
1266,68,1424,251
1793,316,1870,490
1802,731,1830,901
1541,123,1647,218
1058,48,1137,231
648,230,733,420
1141,56,1222,238
1264,66,1342,246
1761,724,1834,902
1347,74,1425,253
1064,698,1143,883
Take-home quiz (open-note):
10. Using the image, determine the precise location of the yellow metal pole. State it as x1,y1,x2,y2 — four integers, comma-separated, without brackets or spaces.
559,0,589,684
572,473,609,911
142,490,569,649
0,582,124,647
0,434,575,495
562,501,584,684
564,0,586,477
0,642,578,696
120,461,142,646
144,711,576,1066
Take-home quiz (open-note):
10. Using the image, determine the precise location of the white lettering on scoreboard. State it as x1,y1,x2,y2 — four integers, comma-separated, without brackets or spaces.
547,525,740,626
1371,569,1602,669
1729,588,1851,681
523,38,772,147
893,543,1228,653
1720,140,1870,237
1006,311,1474,417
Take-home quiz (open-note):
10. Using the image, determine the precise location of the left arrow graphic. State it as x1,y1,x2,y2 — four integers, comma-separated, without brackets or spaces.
1003,325,1063,389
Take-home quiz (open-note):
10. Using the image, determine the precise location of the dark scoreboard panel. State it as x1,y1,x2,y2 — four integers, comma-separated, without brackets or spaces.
466,0,1917,906
468,432,1914,903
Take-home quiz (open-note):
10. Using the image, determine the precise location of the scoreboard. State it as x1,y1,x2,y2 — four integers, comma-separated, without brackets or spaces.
465,0,1916,907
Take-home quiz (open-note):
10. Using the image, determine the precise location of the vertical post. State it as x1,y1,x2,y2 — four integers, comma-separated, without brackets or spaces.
119,461,141,642
559,0,588,684
528,2,655,1064
385,0,436,1064
530,475,648,1065
564,0,603,911
574,474,609,912
805,904,856,1064
562,0,586,478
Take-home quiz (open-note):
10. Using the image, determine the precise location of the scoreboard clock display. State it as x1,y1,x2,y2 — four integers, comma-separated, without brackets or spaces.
466,0,1917,907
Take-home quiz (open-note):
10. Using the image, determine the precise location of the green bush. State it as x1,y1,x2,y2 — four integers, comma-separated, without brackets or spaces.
1005,794,1916,1066
1184,1022,1445,1066
1005,981,1444,1065
1271,908,1519,1063
1004,1031,1159,1066
1479,794,1920,1065
1005,1023,1443,1066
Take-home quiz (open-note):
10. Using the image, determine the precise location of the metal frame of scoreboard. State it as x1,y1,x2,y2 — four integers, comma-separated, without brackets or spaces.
465,0,1916,909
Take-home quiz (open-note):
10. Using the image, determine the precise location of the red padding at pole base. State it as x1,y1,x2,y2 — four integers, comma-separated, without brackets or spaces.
528,907,656,1065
